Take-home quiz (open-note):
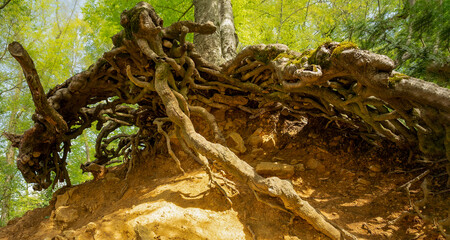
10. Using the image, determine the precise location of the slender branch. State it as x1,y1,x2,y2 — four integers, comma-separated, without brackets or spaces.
177,3,193,21
8,42,68,133
0,0,12,10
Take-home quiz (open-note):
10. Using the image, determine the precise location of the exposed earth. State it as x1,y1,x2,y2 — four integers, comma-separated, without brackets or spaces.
0,109,448,240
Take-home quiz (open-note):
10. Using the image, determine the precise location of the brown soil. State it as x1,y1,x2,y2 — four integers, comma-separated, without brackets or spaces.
0,110,448,240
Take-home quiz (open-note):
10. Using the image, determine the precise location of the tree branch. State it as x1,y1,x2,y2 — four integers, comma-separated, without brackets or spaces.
0,0,12,10
8,42,68,133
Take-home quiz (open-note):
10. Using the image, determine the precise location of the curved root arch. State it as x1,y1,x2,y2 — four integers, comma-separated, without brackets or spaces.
5,2,450,240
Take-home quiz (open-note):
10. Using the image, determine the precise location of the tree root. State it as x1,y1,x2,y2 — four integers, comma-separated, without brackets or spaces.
6,2,450,239
154,61,356,240
154,118,185,174
397,172,450,237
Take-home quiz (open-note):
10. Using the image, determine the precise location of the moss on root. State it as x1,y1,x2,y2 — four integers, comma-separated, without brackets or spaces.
275,50,312,66
331,41,358,58
388,72,409,87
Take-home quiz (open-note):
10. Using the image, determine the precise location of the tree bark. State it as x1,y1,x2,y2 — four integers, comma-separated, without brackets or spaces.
193,0,237,65
219,0,237,62
194,0,223,65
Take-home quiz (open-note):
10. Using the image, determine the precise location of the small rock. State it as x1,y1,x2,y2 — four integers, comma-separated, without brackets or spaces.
251,148,264,157
256,162,295,179
55,206,79,223
308,132,319,139
284,236,300,240
272,156,285,162
177,151,188,158
135,224,158,240
228,132,246,153
62,230,76,239
55,188,75,209
305,158,322,170
105,172,120,182
285,143,294,149
357,178,371,185
86,222,97,232
247,128,264,147
248,135,263,148
290,159,301,165
51,235,66,240
369,172,376,177
295,163,305,172
374,217,384,223
357,185,366,191
316,164,326,173
368,164,381,172
163,40,173,48
212,109,226,122
329,141,339,147
340,169,356,178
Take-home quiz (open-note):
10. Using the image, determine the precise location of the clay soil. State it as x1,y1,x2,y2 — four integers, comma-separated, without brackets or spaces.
0,110,448,240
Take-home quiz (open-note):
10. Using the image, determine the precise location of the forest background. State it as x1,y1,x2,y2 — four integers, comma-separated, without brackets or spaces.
0,0,448,226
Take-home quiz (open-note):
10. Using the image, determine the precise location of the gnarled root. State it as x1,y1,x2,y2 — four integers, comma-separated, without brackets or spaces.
154,61,356,240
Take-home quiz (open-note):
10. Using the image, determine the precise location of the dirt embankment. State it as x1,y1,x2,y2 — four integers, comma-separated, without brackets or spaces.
0,110,447,240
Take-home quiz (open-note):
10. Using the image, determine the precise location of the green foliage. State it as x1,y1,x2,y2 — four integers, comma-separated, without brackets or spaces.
345,0,449,86
0,0,92,224
233,0,448,86
0,0,447,225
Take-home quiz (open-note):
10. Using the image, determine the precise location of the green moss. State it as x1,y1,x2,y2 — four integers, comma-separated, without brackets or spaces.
331,41,358,58
388,73,409,87
300,49,314,58
274,53,295,61
274,51,311,66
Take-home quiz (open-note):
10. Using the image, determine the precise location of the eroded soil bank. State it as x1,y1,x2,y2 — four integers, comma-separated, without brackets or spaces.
0,112,447,240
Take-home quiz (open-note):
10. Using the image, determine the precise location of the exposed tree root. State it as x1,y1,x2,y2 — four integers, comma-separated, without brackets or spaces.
5,2,450,239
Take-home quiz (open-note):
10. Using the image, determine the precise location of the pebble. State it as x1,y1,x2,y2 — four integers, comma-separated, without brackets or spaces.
306,158,323,170
228,132,246,153
368,164,381,172
272,156,285,162
295,163,305,172
256,162,295,179
250,148,265,158
357,178,371,185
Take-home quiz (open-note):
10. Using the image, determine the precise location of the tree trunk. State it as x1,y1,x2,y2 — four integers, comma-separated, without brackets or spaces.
219,0,237,62
194,0,223,65
193,0,237,65
0,74,23,225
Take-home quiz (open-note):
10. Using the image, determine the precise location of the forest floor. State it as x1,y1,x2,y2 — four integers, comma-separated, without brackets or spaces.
0,109,448,240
